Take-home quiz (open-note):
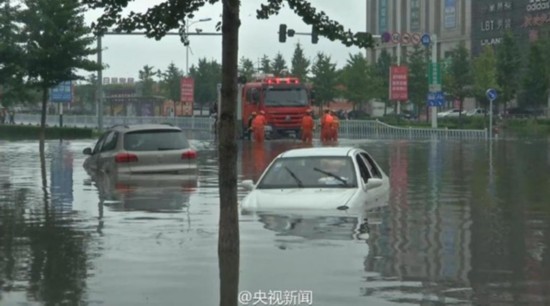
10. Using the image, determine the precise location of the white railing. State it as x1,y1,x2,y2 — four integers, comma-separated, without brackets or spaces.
14,114,488,140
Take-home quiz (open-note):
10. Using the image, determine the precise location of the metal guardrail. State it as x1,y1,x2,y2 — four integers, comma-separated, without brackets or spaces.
14,114,488,140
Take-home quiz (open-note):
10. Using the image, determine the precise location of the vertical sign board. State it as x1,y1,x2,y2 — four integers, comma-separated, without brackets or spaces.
389,66,409,101
444,0,457,29
410,0,421,31
49,81,73,103
379,0,388,33
180,77,194,116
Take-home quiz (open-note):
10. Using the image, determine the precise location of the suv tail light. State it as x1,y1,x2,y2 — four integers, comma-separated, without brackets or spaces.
115,152,138,163
182,150,197,160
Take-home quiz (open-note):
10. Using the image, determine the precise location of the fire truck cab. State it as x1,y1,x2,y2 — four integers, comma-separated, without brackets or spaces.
239,74,313,139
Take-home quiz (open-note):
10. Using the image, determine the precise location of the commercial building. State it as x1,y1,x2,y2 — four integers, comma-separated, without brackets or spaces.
366,0,473,63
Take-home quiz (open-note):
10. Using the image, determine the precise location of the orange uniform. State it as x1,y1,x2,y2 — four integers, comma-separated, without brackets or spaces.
301,113,314,143
320,112,334,143
251,113,267,143
330,115,340,141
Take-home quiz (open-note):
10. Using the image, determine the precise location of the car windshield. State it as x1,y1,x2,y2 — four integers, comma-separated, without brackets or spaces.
264,86,308,107
256,156,357,189
123,129,190,151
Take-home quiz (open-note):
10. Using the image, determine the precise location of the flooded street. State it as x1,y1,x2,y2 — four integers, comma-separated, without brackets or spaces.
1,137,550,305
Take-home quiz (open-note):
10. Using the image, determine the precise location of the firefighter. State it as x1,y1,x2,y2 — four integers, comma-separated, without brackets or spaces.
251,110,267,143
300,109,315,144
330,110,340,142
319,109,334,143
247,111,257,140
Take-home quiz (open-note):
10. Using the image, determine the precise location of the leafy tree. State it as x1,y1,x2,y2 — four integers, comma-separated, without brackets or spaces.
260,54,271,74
311,52,338,108
406,45,429,116
138,65,158,96
0,0,26,107
290,42,309,81
374,49,392,115
496,31,521,109
521,42,547,109
271,52,287,76
73,74,97,111
189,58,221,108
161,62,183,113
339,53,379,109
20,0,99,141
238,57,256,82
83,3,375,296
472,45,499,110
444,41,472,122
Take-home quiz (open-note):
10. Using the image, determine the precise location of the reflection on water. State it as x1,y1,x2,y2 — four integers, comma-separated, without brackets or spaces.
0,137,550,305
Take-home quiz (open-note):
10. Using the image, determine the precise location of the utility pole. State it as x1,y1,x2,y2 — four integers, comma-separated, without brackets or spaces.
396,1,402,116
430,34,438,128
97,35,103,132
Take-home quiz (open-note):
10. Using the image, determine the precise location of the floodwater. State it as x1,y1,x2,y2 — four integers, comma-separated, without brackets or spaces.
1,136,550,306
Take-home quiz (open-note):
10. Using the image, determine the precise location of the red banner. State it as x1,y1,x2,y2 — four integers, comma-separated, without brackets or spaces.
180,77,194,103
389,66,409,101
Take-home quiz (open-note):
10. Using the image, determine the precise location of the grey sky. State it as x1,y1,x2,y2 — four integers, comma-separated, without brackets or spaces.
84,0,366,80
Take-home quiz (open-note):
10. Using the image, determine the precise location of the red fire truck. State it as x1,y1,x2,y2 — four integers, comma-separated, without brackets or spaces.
217,74,313,139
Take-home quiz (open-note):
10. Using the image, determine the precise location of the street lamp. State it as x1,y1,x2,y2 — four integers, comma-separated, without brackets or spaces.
185,17,212,75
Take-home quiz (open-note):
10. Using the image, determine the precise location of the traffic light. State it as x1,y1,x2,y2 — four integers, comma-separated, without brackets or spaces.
279,24,287,43
311,26,318,44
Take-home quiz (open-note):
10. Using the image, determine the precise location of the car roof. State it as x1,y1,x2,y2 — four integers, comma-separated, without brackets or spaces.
278,146,359,158
109,124,182,132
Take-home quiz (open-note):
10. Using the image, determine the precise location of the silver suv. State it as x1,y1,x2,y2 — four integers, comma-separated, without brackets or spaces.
83,124,197,178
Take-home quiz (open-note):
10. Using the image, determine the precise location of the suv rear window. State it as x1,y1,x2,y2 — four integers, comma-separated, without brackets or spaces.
123,129,190,151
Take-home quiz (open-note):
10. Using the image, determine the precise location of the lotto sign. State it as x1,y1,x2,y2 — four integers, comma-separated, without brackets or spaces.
389,66,408,101
180,77,194,103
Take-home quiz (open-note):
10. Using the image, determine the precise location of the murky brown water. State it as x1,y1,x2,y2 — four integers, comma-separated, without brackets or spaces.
1,137,550,305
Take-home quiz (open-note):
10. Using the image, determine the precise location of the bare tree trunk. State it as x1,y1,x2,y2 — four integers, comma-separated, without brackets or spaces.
218,1,240,305
459,98,464,128
40,87,48,142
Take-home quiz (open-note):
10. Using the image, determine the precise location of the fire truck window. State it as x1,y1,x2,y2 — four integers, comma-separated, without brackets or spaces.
246,89,253,104
265,87,308,107
251,89,260,103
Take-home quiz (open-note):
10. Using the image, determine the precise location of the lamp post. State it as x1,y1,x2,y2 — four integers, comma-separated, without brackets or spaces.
185,17,212,76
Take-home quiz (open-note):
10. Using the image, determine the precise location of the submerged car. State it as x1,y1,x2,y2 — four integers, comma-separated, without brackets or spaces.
83,124,198,180
240,146,390,214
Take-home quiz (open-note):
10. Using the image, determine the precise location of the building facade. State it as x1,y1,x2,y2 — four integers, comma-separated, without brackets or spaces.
366,0,473,63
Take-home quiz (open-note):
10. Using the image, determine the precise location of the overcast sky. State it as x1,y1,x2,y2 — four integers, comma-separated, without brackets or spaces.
84,0,367,80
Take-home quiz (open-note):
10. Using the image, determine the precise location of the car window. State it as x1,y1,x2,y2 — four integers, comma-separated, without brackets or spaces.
257,156,357,189
355,155,371,183
100,131,118,152
360,153,382,179
92,132,110,154
123,129,190,151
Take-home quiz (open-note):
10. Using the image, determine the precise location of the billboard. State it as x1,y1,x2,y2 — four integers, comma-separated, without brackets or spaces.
180,77,194,103
445,0,457,29
379,0,388,33
49,81,73,103
389,66,409,101
410,0,421,31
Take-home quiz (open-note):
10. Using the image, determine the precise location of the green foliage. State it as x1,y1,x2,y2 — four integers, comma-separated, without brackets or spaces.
20,0,100,90
260,55,271,74
496,31,521,105
238,57,256,81
271,52,288,76
160,62,183,103
521,42,547,108
290,42,310,81
338,53,379,108
472,45,498,108
0,124,93,140
310,52,338,106
73,74,97,109
0,0,26,106
444,41,472,104
189,58,221,107
406,45,428,113
138,65,159,96
374,49,392,110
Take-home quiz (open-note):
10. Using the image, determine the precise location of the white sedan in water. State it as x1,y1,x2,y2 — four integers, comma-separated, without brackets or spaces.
240,147,390,214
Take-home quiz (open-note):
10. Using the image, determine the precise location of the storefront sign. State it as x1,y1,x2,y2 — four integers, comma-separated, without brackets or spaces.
444,0,457,29
526,0,550,12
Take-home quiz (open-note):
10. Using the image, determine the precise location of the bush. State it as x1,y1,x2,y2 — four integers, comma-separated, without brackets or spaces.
0,124,93,140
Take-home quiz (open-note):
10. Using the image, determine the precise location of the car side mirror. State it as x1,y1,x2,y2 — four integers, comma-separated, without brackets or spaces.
242,179,255,191
83,147,93,155
366,178,383,189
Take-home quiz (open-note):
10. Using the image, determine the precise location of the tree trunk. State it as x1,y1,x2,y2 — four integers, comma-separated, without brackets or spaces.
40,87,48,142
218,1,240,306
458,98,464,128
